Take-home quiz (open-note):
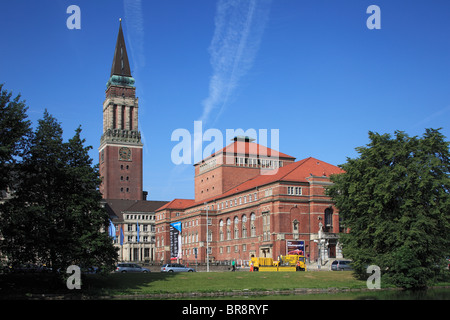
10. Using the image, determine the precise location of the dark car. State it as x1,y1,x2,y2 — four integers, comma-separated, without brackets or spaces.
115,263,150,273
11,264,51,273
331,260,353,271
161,263,195,272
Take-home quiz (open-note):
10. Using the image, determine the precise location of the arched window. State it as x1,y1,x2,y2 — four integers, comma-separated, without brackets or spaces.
251,224,256,237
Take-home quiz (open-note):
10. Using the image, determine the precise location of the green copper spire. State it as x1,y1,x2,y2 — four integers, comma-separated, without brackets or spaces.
107,19,135,88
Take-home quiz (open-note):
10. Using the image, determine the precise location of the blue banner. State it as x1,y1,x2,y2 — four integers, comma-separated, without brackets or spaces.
136,220,140,243
109,220,116,240
170,221,182,260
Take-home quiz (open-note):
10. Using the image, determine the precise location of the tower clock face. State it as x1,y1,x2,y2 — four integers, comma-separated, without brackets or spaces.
119,147,131,161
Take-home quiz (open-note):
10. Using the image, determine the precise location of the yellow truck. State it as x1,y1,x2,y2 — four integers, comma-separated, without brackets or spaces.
250,255,307,272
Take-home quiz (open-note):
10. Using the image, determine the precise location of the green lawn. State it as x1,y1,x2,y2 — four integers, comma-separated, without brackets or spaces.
83,271,368,296
3,270,449,298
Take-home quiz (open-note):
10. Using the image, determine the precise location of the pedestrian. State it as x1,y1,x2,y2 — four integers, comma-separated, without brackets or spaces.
231,259,236,272
250,262,253,272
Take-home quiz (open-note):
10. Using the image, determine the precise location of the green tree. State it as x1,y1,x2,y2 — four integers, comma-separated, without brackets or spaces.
327,129,450,289
0,84,32,193
62,126,118,272
0,110,117,274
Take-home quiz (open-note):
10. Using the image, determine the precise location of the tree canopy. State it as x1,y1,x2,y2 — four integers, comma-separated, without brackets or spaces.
0,84,32,193
327,129,450,289
0,86,117,274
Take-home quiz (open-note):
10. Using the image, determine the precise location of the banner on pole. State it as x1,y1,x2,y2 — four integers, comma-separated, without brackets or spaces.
170,221,182,260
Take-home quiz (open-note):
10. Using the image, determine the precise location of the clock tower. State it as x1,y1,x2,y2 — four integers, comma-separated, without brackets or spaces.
99,20,144,200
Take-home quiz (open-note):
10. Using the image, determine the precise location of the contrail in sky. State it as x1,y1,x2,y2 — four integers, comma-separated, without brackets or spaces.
199,0,272,125
123,0,147,154
123,0,145,73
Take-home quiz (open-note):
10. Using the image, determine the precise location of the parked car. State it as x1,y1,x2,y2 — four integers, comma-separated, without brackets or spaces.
331,260,353,271
10,264,52,273
115,263,150,273
161,263,195,272
81,266,99,274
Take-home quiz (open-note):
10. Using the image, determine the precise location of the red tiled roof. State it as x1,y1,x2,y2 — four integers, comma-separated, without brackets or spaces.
157,198,196,211
218,157,343,198
158,157,344,211
196,141,295,165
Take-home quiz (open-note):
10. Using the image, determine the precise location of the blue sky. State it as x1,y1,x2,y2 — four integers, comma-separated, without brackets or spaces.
1,0,450,201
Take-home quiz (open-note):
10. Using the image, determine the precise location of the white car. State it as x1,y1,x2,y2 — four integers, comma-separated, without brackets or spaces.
161,263,195,272
115,263,150,273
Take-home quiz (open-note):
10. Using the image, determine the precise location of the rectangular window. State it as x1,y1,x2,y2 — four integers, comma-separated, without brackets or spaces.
288,186,302,195
262,212,270,241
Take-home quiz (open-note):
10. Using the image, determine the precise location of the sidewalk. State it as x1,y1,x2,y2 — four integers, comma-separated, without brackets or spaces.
306,262,331,271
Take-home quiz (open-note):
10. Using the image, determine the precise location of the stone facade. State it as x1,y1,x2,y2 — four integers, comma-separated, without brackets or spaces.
105,199,168,262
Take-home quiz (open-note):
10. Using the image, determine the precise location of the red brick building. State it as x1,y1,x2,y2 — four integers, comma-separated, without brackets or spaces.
155,137,345,265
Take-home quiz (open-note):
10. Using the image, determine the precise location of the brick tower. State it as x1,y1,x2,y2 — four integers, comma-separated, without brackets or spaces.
99,20,143,200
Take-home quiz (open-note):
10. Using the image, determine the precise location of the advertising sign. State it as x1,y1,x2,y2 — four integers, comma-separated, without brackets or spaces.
286,240,305,255
170,222,182,260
